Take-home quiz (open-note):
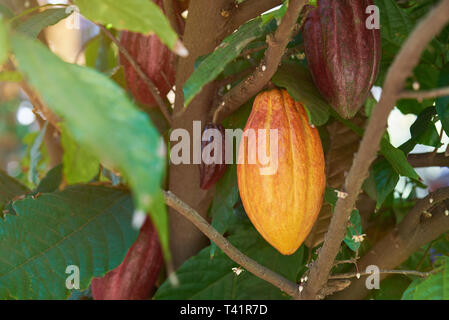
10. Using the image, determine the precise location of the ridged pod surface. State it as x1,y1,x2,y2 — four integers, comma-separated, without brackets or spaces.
120,0,184,107
303,0,381,119
91,219,163,300
237,89,326,255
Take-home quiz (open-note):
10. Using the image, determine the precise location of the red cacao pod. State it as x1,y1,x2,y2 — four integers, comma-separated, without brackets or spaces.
199,123,228,189
120,0,184,107
237,89,326,255
91,218,163,300
303,0,381,119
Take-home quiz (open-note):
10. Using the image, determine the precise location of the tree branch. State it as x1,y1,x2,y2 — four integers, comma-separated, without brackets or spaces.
212,0,308,123
399,87,449,100
163,190,301,299
227,0,283,32
408,152,449,168
329,269,437,280
301,0,449,300
98,25,173,126
163,0,181,35
331,186,449,300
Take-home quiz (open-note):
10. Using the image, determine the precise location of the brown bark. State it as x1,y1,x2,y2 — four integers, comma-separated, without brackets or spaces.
169,0,235,268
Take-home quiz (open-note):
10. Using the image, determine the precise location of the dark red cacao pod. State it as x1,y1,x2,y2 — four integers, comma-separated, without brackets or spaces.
91,219,163,300
303,0,381,119
120,0,185,107
199,123,228,190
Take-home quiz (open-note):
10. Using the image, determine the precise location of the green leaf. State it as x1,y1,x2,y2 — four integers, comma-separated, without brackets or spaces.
155,224,305,300
183,17,274,106
436,63,449,137
324,187,361,251
14,8,70,38
0,185,139,300
344,210,362,252
0,16,8,65
209,165,241,257
272,61,330,126
380,139,421,182
74,0,178,50
35,164,63,194
372,160,399,208
370,275,412,300
0,170,29,213
324,187,338,209
400,107,440,154
29,122,47,186
402,257,449,300
375,0,413,47
11,34,169,259
84,33,117,73
0,71,23,82
61,124,100,185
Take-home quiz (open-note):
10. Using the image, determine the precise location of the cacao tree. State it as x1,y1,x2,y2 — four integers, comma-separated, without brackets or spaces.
0,0,449,301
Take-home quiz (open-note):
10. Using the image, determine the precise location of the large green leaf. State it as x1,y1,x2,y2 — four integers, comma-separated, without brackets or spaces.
74,0,177,50
400,107,440,154
11,34,169,258
380,139,420,182
155,224,304,300
0,185,139,300
272,61,330,126
183,17,275,107
375,0,413,47
0,171,29,213
436,64,449,137
402,258,449,300
14,8,70,38
61,124,100,185
372,160,400,208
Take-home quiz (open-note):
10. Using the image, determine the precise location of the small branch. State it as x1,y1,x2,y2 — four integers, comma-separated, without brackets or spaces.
331,186,449,300
399,87,449,100
98,25,173,126
408,152,449,168
399,186,449,234
301,0,449,300
329,269,436,280
228,0,284,32
213,0,308,123
163,190,301,299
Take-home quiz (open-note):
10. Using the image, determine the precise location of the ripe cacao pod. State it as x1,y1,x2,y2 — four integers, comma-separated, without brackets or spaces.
199,123,227,189
303,0,381,119
237,89,326,255
91,218,163,300
120,0,184,107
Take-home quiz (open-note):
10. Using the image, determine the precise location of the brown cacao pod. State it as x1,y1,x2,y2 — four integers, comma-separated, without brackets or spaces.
120,0,184,107
91,218,163,300
199,123,228,190
303,0,381,119
237,89,326,255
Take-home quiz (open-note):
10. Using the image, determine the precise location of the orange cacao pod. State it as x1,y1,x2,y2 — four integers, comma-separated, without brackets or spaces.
237,89,326,255
303,0,381,119
120,0,184,107
91,219,163,300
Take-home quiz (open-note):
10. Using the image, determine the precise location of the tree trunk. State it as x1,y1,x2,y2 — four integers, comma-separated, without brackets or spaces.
169,0,235,268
